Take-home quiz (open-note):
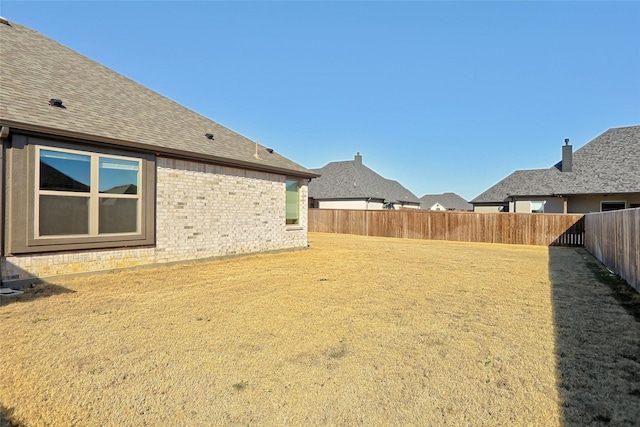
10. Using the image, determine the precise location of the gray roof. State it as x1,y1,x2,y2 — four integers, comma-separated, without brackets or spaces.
472,126,640,203
0,20,316,178
309,155,420,204
420,193,472,210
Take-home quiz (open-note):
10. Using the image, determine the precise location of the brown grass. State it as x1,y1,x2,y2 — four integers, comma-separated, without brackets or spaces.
1,232,638,426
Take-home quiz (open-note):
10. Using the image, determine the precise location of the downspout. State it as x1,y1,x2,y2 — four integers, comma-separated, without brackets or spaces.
0,126,9,287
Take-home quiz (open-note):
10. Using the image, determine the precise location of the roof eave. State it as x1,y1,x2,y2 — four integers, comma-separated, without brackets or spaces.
474,190,640,203
1,120,319,179
311,196,386,201
471,200,508,205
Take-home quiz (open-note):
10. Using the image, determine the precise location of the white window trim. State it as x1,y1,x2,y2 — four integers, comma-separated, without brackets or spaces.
530,201,545,213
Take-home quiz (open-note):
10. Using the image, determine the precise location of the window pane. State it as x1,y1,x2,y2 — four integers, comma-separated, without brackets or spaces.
286,180,299,224
39,195,89,236
40,149,91,192
99,198,138,233
99,158,139,194
531,201,544,213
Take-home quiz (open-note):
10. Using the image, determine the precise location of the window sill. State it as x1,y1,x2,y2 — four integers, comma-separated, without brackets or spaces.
285,226,303,231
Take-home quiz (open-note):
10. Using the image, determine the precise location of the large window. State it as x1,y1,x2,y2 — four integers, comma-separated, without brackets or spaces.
7,134,155,254
285,179,299,225
38,148,141,237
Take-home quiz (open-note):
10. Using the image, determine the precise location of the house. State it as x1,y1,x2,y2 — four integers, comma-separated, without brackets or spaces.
308,153,421,210
420,193,472,211
0,19,318,286
471,126,640,213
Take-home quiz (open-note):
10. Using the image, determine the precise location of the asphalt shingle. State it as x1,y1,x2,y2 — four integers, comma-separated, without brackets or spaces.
419,193,472,210
309,156,420,205
472,126,640,203
0,20,316,178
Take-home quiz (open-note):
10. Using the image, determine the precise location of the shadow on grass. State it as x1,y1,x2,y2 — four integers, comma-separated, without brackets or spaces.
0,404,18,427
549,246,640,426
0,282,75,308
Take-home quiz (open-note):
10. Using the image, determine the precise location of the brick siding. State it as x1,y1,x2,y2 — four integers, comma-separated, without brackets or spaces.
2,157,308,282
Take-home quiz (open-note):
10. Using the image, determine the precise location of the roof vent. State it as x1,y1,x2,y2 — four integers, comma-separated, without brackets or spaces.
0,17,9,26
205,133,214,140
49,98,66,109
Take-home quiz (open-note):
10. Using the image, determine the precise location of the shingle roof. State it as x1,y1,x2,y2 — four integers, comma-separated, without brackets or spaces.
472,126,640,203
309,156,420,204
419,193,472,210
0,20,316,178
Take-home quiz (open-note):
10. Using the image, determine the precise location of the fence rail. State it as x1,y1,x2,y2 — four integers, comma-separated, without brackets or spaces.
585,208,639,292
309,209,585,247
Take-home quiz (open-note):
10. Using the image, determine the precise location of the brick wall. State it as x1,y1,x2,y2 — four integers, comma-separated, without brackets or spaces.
2,157,308,282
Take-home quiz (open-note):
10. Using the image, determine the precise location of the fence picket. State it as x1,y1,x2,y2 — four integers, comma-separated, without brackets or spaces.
585,209,640,292
309,209,584,246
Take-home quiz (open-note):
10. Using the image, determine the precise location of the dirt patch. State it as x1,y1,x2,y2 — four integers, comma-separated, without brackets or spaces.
1,233,638,426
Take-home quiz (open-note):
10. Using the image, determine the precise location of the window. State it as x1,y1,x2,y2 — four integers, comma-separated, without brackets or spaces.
7,134,155,254
38,148,141,237
285,179,299,225
530,201,545,213
601,201,626,212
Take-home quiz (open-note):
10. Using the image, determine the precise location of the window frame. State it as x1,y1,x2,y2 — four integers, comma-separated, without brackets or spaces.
36,145,143,238
285,178,300,225
530,201,545,213
6,134,156,254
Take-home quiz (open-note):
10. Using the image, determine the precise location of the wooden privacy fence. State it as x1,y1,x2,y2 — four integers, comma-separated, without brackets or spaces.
585,208,639,292
309,209,585,247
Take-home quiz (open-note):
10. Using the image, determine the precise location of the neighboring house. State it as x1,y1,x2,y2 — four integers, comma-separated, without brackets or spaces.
471,126,640,213
420,193,472,211
0,19,317,286
308,153,421,210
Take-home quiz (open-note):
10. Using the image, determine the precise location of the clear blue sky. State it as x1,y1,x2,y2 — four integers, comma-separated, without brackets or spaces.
3,1,639,201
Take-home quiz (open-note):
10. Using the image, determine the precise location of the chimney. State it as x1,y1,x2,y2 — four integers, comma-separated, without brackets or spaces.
354,152,362,166
562,138,572,172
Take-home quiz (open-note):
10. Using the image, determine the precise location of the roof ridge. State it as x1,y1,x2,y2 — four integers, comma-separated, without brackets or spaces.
472,125,640,203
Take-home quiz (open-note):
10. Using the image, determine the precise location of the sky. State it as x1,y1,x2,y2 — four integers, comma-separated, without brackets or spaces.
2,1,639,201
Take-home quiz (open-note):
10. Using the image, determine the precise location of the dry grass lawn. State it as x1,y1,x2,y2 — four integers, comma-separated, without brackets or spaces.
1,232,639,426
